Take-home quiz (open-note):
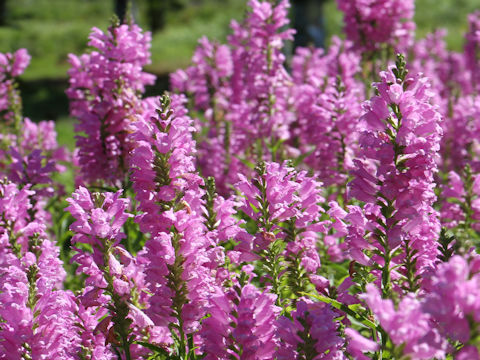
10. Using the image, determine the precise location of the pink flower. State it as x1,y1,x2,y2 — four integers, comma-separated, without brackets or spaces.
235,161,326,274
363,284,447,359
465,11,480,90
337,0,415,52
67,22,155,185
200,283,280,360
129,94,201,235
348,57,443,284
276,300,345,359
345,328,379,360
67,187,160,357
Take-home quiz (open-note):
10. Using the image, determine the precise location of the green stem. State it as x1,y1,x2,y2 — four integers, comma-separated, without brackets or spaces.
381,245,392,298
167,230,189,356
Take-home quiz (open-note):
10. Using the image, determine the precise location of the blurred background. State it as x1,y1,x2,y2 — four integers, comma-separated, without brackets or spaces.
0,0,478,148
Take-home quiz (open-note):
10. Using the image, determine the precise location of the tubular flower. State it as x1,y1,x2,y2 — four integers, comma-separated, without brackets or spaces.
129,94,201,235
66,186,160,358
200,281,280,360
0,49,30,131
337,0,415,53
276,299,346,359
0,180,80,358
465,11,480,90
348,55,442,292
234,161,328,302
66,21,155,186
362,284,447,360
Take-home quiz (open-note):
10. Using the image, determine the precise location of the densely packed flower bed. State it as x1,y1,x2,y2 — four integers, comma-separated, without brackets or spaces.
2,0,480,358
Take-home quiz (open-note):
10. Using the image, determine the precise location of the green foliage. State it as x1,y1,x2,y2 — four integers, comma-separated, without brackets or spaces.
1,0,111,80
401,240,420,293
201,176,219,231
438,228,458,262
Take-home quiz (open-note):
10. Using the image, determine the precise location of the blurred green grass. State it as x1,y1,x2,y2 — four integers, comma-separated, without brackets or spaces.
0,0,245,80
55,116,75,151
1,0,478,80
148,0,245,74
0,0,111,80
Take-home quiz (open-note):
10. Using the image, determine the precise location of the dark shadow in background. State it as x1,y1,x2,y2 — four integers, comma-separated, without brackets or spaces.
19,74,170,121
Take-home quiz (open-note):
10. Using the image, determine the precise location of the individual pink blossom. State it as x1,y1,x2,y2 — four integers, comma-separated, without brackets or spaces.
457,345,480,360
345,328,379,360
363,284,447,359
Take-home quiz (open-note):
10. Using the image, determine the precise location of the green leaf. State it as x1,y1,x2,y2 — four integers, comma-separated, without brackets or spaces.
134,341,172,359
292,147,315,167
302,292,377,330
233,155,255,170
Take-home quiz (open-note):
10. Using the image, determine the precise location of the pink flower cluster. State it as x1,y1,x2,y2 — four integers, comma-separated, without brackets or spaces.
0,48,30,128
67,21,155,186
348,58,442,280
171,0,294,194
337,0,415,53
4,0,480,359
